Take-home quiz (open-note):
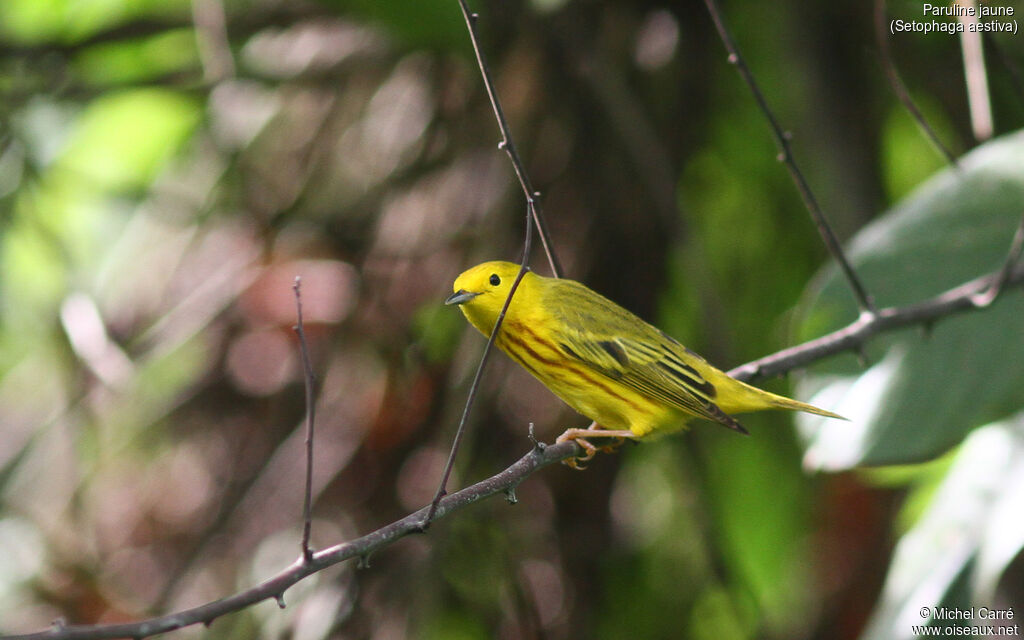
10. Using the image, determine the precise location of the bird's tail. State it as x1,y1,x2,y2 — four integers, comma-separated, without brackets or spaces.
718,376,846,420
762,391,846,420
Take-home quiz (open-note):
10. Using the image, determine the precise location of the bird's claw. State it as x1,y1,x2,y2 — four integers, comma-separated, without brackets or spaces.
556,431,597,470
556,426,637,470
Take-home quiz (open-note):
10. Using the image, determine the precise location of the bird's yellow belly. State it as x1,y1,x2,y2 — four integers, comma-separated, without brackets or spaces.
553,378,679,438
496,328,681,437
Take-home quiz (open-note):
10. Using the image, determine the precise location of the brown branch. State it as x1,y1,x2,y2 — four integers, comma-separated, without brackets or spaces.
6,440,580,640
291,277,317,562
13,258,1024,640
873,0,960,168
456,0,562,278
727,262,1024,381
10,5,1024,640
424,205,535,527
700,0,877,314
424,0,560,525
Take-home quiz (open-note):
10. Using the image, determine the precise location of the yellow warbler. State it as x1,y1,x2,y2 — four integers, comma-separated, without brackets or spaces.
446,261,843,464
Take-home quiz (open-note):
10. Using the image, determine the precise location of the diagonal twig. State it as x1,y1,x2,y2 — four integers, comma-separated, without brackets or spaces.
456,0,562,278
873,0,960,168
983,31,1024,108
728,259,1024,381
424,0,563,527
292,277,317,562
423,204,535,527
701,0,877,315
6,440,581,640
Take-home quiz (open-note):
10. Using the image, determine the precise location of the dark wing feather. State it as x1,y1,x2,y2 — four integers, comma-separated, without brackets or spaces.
545,281,747,434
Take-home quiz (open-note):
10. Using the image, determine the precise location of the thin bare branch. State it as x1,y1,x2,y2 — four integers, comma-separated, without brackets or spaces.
873,0,960,168
983,32,1024,107
12,251,1024,640
700,0,876,315
456,0,562,278
7,440,580,640
15,257,1024,640
292,277,317,562
424,0,561,527
728,261,1024,381
424,205,535,527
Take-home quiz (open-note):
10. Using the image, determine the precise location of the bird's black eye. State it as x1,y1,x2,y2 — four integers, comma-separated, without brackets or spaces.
489,274,501,286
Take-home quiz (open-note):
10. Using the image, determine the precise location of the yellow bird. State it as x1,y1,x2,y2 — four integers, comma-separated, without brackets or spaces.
446,261,844,466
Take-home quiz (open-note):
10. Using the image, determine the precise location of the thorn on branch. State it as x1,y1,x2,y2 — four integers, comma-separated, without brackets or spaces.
920,322,933,339
858,308,879,324
528,423,545,451
275,594,286,609
855,347,869,368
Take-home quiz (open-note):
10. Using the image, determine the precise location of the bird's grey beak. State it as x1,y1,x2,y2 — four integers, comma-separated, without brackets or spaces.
445,289,480,306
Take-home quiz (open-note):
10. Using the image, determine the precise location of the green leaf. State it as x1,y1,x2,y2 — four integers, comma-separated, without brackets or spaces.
700,422,812,632
0,0,189,45
57,88,200,192
71,29,200,86
412,302,467,364
879,101,955,202
794,131,1024,470
857,417,1024,640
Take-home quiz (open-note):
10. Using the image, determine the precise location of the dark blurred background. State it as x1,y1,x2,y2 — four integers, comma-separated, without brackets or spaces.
1,0,1022,638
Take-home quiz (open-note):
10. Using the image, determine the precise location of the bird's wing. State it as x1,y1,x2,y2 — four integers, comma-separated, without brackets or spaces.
551,323,748,434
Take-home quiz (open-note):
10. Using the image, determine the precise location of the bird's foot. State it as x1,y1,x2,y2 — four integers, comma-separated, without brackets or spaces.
555,425,638,470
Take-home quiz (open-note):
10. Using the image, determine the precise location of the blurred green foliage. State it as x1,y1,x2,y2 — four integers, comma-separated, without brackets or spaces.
797,133,1024,466
1,0,1022,639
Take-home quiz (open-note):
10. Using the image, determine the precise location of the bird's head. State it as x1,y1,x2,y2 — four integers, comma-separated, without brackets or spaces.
445,261,529,332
